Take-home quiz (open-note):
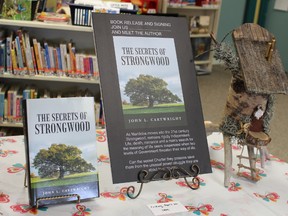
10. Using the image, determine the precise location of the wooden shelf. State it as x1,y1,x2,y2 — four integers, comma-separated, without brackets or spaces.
167,5,220,10
0,19,93,32
0,74,99,84
0,122,23,128
190,33,211,38
195,60,211,65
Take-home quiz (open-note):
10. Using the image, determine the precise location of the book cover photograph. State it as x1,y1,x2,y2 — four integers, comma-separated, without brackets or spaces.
92,14,212,184
23,97,99,207
114,36,187,129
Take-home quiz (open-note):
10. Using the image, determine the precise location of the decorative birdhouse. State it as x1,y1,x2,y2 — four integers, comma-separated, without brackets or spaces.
212,23,288,187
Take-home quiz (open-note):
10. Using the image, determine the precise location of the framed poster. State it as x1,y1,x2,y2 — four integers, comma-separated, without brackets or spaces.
92,13,211,183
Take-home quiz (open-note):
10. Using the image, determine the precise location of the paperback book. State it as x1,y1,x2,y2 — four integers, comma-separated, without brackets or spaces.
23,97,99,207
92,14,212,184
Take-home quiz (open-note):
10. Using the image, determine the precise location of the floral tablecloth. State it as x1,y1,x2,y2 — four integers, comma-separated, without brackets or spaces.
0,130,287,215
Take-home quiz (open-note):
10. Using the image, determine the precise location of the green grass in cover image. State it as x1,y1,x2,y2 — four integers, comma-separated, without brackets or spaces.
122,74,185,115
31,173,98,188
30,143,97,188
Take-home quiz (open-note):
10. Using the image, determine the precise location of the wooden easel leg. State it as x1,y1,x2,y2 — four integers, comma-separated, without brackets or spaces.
224,135,232,187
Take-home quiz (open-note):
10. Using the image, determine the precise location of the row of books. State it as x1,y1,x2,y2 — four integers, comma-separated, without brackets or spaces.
70,1,136,26
0,29,99,79
168,0,220,7
0,84,105,128
168,0,196,7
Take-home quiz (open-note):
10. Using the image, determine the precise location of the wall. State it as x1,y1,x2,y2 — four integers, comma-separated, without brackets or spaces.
265,0,288,71
217,0,288,71
217,0,246,43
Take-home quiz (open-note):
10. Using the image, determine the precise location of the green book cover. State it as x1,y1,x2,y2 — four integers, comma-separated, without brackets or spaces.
2,0,33,20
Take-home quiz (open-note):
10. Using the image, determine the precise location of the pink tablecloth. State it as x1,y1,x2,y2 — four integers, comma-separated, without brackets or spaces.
0,130,287,215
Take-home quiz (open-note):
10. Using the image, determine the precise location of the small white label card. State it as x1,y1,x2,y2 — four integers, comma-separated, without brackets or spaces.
147,201,188,216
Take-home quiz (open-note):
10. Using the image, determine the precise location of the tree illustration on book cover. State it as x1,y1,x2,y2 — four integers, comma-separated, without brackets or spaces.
32,143,96,184
23,97,99,207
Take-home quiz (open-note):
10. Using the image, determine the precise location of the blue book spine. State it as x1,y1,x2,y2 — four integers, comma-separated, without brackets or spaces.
3,43,6,71
56,47,62,73
44,42,51,70
0,92,5,121
23,89,31,100
89,57,93,77
15,36,24,69
0,43,4,73
6,37,12,73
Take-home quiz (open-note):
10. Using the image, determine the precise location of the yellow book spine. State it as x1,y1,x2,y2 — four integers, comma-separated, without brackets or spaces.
33,39,42,74
11,49,19,73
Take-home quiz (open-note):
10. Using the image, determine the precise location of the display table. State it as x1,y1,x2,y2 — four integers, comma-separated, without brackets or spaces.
0,130,287,215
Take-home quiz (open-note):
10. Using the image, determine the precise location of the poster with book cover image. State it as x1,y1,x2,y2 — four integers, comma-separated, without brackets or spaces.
92,14,212,184
23,97,99,207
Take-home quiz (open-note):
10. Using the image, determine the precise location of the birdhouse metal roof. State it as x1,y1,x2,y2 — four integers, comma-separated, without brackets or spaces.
233,23,288,94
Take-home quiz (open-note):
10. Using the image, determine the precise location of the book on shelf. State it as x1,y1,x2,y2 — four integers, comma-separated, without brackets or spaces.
0,0,4,15
14,36,25,73
0,84,8,123
23,31,35,75
10,41,18,74
191,37,211,61
0,42,5,73
168,0,196,7
22,97,99,207
37,0,47,13
7,86,23,123
59,43,68,74
5,32,13,74
1,0,36,21
190,15,210,34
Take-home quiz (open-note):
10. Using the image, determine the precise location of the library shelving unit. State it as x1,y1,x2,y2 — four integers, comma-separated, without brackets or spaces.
0,19,100,135
160,0,222,74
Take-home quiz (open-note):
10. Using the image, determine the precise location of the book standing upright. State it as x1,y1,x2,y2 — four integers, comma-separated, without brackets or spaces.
23,97,99,207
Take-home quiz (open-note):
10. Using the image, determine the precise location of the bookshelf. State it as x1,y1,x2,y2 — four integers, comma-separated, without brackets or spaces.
161,1,222,74
0,19,93,32
0,19,101,135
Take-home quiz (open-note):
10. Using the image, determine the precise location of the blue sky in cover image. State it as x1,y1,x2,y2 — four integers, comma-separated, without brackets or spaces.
113,36,184,104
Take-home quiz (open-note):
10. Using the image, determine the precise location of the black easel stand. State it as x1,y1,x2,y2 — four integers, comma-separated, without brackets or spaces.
36,194,80,208
126,164,200,199
24,168,81,208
